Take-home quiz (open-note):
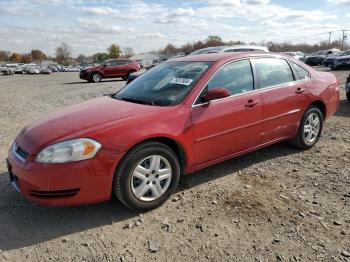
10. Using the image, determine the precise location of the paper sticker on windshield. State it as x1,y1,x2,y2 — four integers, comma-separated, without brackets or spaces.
169,77,193,86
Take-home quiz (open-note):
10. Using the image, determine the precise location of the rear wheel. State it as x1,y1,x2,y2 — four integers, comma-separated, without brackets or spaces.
91,73,102,83
113,142,180,211
290,106,323,149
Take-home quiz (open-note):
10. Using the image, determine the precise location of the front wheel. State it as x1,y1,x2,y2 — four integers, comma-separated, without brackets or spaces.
290,106,323,149
113,142,180,211
91,73,102,83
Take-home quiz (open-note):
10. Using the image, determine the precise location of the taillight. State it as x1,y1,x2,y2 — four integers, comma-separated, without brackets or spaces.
335,80,340,91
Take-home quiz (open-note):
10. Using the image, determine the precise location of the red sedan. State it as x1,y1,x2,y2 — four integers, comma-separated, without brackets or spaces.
7,53,339,211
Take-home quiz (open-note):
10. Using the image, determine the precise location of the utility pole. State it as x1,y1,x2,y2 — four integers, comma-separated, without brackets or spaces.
341,30,346,50
328,31,332,47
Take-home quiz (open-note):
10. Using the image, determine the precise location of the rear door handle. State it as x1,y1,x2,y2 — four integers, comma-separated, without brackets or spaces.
295,87,306,94
245,99,259,107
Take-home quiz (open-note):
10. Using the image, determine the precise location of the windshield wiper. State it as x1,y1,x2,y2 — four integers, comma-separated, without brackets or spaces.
117,96,154,106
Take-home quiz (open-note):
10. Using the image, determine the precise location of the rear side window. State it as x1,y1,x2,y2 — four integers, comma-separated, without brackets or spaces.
254,58,294,88
207,59,254,95
291,63,310,80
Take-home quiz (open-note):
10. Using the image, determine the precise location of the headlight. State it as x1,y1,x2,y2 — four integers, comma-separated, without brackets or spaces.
35,138,101,163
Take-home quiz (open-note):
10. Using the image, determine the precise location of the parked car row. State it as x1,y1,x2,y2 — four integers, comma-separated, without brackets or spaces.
0,63,83,75
300,48,350,70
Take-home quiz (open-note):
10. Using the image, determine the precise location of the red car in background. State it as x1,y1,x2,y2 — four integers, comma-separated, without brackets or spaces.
7,53,339,211
80,58,140,83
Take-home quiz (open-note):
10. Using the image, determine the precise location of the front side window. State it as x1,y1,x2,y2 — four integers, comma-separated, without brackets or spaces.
253,58,294,88
116,61,212,106
291,63,310,80
207,59,254,95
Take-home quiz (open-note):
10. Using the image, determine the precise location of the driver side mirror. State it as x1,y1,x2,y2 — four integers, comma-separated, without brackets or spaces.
204,87,231,102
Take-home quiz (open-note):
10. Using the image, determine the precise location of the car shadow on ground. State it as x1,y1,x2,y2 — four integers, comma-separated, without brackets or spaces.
0,141,300,251
64,79,125,85
335,98,350,117
178,141,300,191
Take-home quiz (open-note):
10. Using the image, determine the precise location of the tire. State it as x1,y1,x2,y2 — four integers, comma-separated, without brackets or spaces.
91,72,102,83
330,64,337,71
290,106,323,150
122,71,135,81
113,141,181,211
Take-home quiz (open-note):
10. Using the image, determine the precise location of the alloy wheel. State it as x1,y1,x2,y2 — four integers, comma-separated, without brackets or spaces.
131,155,172,202
93,74,101,82
303,112,320,144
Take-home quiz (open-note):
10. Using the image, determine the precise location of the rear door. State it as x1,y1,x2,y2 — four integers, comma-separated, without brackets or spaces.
191,59,263,166
116,60,130,76
252,58,308,143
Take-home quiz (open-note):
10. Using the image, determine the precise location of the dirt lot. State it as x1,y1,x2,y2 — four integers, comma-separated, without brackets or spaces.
0,68,349,262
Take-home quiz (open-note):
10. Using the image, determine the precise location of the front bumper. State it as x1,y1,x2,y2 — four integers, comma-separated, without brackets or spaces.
7,144,121,206
79,71,89,80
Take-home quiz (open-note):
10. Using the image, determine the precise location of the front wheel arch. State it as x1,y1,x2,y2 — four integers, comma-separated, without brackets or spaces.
119,137,187,174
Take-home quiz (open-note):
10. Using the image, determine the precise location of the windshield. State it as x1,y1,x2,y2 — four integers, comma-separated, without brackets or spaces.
115,61,212,106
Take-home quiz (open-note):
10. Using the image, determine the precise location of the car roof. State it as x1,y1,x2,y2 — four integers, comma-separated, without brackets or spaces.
167,52,287,63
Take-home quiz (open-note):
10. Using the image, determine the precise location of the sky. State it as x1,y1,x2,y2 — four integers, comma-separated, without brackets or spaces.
0,0,349,56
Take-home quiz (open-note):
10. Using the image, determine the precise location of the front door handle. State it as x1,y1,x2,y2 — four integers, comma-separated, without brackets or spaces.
245,99,259,107
295,87,306,94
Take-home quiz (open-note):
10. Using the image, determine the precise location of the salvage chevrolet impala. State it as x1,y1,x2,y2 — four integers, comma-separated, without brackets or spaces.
7,53,339,211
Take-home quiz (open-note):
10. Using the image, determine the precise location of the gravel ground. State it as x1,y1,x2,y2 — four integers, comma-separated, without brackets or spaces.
0,68,349,262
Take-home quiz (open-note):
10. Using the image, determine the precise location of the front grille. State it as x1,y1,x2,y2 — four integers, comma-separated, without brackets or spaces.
338,58,350,63
16,146,29,159
30,188,80,198
13,143,29,161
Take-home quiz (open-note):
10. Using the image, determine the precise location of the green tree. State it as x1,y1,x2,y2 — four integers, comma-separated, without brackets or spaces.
92,52,109,63
107,44,121,59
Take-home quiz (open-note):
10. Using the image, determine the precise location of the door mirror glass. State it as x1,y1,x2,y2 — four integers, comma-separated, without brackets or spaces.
204,87,230,101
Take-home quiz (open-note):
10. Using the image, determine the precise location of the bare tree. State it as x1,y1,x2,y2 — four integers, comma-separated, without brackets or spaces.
0,50,10,61
55,42,71,65
123,47,134,58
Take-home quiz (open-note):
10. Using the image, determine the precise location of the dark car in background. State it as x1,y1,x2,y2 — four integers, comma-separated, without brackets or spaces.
80,59,140,83
324,52,343,67
332,50,350,70
346,74,350,102
305,49,340,66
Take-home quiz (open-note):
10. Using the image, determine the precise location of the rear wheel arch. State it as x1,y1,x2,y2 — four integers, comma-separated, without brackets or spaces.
309,100,326,120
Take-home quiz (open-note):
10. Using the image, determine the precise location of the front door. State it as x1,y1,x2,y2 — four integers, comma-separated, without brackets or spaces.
191,59,263,166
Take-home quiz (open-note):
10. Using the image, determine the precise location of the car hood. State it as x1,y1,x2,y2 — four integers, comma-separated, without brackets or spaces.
16,96,160,154
336,55,350,60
